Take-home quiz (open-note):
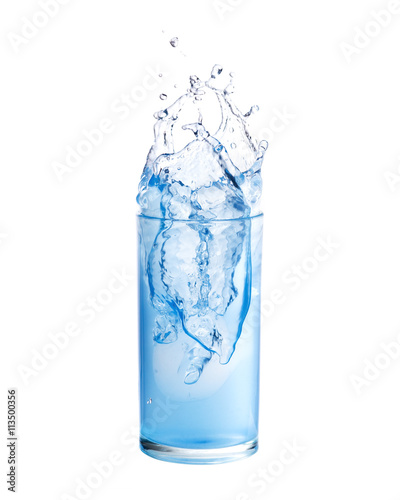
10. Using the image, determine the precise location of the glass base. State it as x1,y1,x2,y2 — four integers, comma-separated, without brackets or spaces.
140,437,258,464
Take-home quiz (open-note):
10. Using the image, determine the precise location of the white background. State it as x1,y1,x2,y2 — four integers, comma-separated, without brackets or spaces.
1,0,400,499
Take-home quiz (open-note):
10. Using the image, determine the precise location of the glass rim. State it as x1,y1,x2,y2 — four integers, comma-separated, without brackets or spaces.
136,213,264,222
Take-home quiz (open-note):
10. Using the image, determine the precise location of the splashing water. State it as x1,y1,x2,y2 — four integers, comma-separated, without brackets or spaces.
137,66,267,384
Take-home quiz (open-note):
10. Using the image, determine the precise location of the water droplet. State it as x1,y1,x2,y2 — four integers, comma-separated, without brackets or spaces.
244,105,259,117
160,93,167,100
211,64,223,79
158,73,163,78
189,75,200,88
229,72,236,78
214,144,223,153
154,110,168,119
147,398,152,404
231,143,237,149
259,140,268,152
164,168,169,174
170,37,179,48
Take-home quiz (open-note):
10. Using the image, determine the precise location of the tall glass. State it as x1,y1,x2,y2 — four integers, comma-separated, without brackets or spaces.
137,214,263,464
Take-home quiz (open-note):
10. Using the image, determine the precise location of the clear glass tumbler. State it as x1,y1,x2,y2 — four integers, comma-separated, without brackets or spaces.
137,214,263,464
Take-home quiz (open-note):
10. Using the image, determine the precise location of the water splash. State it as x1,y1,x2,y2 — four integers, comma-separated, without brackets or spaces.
138,65,267,219
137,66,267,384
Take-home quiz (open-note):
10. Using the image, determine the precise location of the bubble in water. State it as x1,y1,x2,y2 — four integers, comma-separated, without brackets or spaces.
170,37,179,47
160,93,167,100
147,398,152,404
211,64,223,79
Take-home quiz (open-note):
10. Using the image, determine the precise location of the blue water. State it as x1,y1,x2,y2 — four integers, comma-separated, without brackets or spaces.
137,66,266,454
138,215,262,450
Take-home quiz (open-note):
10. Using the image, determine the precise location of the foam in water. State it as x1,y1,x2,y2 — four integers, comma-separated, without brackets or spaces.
137,66,267,384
